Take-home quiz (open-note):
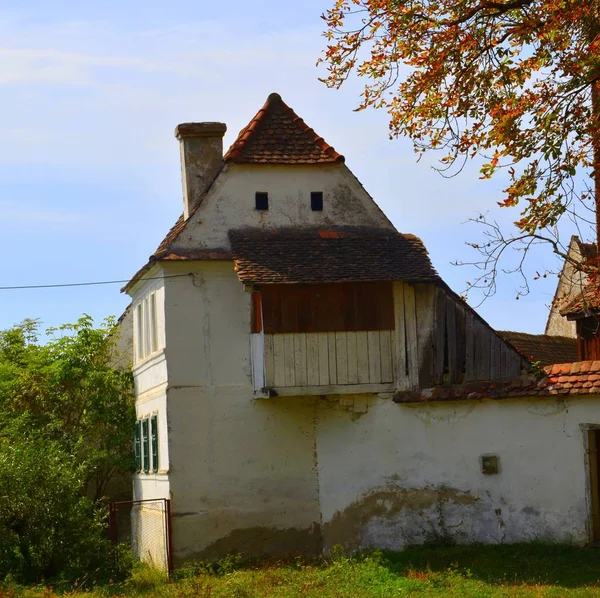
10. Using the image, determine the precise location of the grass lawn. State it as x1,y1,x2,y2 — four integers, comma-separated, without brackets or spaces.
5,543,600,597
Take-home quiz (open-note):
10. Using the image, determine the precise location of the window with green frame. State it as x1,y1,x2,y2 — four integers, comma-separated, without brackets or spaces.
151,414,158,473
134,420,142,472
142,418,150,474
135,416,159,474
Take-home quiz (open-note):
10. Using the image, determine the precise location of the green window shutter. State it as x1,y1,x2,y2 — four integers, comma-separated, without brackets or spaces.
134,420,142,472
151,414,158,473
142,418,150,474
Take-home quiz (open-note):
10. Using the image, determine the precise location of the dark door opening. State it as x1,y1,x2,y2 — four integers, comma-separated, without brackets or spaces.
588,429,600,542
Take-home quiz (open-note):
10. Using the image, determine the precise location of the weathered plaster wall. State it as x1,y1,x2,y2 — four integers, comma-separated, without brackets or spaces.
130,271,171,561
111,304,133,370
546,238,587,337
162,261,322,563
316,395,598,551
171,163,394,253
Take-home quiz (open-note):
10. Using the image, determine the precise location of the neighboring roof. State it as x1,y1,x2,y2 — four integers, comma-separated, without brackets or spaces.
575,237,597,261
560,283,600,317
544,235,598,322
393,361,600,403
498,331,577,366
229,227,439,285
223,92,344,165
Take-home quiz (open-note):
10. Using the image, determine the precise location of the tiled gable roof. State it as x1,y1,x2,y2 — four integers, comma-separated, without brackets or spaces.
393,361,600,403
560,283,600,317
223,93,344,165
229,227,439,285
498,331,577,367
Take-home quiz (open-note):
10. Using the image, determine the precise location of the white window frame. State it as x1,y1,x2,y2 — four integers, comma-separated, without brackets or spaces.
135,292,159,363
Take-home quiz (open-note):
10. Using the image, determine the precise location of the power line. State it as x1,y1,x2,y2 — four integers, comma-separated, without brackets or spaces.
0,273,193,291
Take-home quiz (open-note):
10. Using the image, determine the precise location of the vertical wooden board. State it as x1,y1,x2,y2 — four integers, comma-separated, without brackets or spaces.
356,331,370,383
499,341,509,380
306,333,320,386
283,333,296,387
393,282,408,389
464,311,475,381
346,332,359,384
281,288,299,333
433,287,446,385
264,334,275,387
415,284,436,388
294,333,308,386
445,297,457,382
336,332,349,385
317,333,330,385
453,300,466,384
368,331,382,383
328,332,337,385
380,330,393,383
477,325,491,380
273,334,286,387
490,334,502,380
508,350,523,378
250,333,265,391
404,284,419,388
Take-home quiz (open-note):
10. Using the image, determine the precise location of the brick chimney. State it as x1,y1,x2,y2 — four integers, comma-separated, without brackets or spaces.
175,122,227,219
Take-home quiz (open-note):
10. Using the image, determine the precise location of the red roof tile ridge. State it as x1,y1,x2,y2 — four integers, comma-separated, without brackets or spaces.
223,92,344,164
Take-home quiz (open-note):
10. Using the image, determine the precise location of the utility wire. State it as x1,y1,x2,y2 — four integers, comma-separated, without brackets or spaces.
0,273,193,291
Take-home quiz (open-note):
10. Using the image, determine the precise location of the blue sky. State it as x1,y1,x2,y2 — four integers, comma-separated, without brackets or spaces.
0,1,567,334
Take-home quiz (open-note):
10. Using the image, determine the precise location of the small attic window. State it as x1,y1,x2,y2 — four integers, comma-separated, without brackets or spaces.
311,191,324,211
255,192,269,210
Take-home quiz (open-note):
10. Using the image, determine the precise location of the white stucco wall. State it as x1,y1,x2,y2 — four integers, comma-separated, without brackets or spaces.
161,261,321,563
170,163,394,254
129,270,171,568
316,395,599,551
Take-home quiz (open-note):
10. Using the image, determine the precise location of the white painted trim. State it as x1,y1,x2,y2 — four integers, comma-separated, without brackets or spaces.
261,383,394,398
251,333,266,391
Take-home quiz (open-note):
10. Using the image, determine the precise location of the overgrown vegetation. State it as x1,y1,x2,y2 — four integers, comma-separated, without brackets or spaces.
4,543,600,597
0,316,135,585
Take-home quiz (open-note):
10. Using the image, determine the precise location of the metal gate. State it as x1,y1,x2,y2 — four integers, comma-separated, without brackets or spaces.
109,498,173,574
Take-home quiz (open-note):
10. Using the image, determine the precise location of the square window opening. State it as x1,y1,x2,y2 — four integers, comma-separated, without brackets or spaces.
311,191,324,211
255,192,269,210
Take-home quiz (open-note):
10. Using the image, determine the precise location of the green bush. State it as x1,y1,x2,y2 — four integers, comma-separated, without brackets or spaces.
0,437,122,584
0,317,135,585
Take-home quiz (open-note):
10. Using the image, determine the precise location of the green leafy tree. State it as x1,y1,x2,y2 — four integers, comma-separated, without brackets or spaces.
0,316,135,583
320,0,600,297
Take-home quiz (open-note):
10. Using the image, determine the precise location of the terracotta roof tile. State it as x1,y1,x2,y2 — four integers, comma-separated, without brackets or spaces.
224,93,344,165
498,331,577,367
560,283,600,316
393,361,600,403
229,227,439,285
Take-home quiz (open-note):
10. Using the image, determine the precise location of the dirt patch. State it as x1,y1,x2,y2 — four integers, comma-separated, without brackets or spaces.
323,485,479,551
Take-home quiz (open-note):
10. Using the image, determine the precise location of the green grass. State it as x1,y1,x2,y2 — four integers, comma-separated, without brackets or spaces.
4,543,600,597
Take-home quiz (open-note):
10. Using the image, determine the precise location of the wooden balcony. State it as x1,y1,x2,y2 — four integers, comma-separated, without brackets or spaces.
251,331,395,397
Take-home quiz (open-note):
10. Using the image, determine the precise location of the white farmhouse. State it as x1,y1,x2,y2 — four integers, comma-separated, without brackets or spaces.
123,93,600,567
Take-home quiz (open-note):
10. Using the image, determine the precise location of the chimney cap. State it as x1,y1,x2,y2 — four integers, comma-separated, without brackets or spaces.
175,122,227,140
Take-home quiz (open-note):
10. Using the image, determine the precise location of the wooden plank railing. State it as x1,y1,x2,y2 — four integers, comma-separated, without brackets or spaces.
263,330,395,388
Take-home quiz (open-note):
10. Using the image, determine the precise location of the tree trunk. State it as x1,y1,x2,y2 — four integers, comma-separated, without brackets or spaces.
591,6,600,252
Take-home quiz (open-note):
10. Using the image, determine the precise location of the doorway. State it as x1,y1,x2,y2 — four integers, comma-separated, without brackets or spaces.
587,429,600,542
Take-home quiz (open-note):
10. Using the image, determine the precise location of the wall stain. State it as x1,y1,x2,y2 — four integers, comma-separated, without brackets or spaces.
323,485,478,551
180,523,322,564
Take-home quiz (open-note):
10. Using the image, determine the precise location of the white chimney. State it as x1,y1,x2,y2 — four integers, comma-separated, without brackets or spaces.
174,122,227,219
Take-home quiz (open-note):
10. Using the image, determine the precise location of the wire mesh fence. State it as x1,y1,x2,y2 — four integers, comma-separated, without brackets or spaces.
109,498,173,574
